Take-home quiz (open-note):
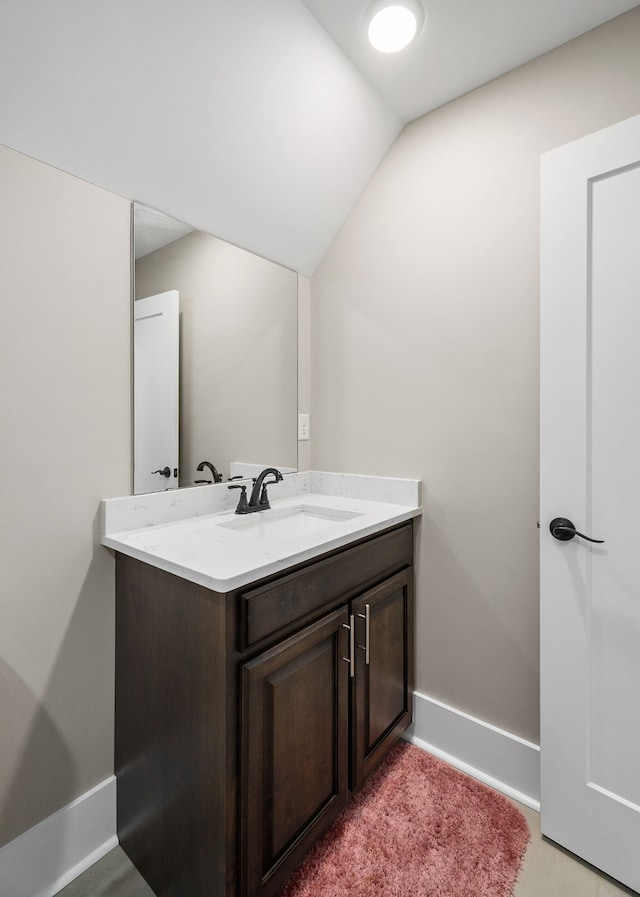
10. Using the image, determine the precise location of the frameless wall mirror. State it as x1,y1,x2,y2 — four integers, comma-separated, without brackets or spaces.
133,203,298,493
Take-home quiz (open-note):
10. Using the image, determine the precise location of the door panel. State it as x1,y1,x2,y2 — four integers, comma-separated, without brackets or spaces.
269,640,339,855
589,166,640,809
241,607,349,897
540,113,640,893
368,598,405,746
352,569,413,790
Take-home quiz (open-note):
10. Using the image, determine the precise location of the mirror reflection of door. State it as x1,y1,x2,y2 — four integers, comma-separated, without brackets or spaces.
133,290,179,494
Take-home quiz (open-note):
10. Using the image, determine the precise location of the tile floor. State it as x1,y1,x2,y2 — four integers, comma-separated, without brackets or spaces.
513,802,638,897
58,800,639,897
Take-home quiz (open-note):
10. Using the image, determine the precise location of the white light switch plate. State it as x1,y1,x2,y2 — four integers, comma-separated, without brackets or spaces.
298,413,310,441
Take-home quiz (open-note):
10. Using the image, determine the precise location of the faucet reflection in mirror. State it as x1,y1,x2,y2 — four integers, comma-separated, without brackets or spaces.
195,460,223,484
133,203,298,494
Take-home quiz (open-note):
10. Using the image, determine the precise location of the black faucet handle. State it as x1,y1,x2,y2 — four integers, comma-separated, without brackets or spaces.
258,483,271,510
228,483,249,514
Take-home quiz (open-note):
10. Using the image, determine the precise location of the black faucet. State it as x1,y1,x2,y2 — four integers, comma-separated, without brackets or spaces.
248,467,283,510
196,460,223,484
228,467,283,514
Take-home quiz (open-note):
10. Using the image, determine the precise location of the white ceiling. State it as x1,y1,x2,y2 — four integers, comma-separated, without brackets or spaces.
301,0,640,122
0,0,401,276
1,0,638,274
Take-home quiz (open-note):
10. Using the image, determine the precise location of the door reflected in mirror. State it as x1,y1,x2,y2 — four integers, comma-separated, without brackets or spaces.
133,203,298,493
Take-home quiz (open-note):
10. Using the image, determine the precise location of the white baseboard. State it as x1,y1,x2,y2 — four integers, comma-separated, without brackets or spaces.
404,692,541,811
0,776,118,897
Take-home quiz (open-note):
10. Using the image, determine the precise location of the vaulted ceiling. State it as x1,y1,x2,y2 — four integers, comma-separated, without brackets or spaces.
1,0,637,274
301,0,639,122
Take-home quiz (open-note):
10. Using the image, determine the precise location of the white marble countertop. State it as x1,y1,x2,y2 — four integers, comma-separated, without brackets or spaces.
101,471,421,592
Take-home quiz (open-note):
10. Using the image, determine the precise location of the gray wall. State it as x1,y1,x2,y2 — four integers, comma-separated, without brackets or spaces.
0,145,130,846
310,7,640,744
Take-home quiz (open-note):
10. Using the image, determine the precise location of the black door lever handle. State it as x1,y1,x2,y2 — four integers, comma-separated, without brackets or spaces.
151,466,171,477
549,517,604,544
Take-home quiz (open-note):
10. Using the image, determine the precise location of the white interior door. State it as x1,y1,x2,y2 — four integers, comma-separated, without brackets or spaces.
540,114,640,893
133,290,179,494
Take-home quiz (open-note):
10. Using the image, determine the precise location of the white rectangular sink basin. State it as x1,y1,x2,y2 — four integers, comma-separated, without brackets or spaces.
217,505,363,540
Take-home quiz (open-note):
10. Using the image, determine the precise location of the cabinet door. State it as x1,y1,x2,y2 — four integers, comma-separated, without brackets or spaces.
241,606,350,897
352,568,414,790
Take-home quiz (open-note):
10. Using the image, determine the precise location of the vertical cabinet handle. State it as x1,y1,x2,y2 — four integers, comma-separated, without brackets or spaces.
357,604,370,665
342,614,355,677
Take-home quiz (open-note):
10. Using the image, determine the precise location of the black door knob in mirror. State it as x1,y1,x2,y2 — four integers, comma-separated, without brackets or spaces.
151,466,171,477
549,517,604,544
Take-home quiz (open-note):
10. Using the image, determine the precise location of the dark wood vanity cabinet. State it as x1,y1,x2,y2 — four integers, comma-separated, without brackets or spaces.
115,520,414,897
242,565,414,897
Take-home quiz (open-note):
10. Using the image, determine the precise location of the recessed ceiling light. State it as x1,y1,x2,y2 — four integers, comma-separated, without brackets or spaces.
365,1,425,53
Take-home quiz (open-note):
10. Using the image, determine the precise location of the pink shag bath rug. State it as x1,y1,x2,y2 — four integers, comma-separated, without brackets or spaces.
279,741,530,897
